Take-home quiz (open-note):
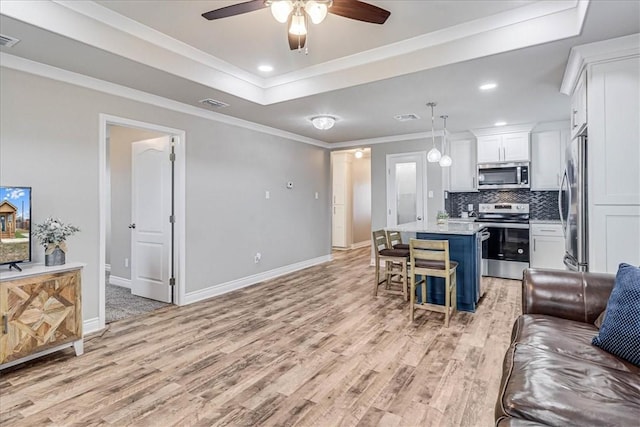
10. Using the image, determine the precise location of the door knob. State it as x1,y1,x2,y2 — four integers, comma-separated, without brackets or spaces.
417,216,422,220
128,223,136,229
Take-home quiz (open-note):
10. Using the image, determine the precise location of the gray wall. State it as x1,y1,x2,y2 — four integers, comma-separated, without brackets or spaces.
371,139,445,232
0,67,331,322
352,154,371,244
108,125,165,280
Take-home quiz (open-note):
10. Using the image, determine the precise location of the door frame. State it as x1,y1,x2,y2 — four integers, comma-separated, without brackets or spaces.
98,114,186,331
386,151,428,227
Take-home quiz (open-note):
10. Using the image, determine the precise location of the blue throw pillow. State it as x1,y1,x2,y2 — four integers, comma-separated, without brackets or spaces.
592,263,640,366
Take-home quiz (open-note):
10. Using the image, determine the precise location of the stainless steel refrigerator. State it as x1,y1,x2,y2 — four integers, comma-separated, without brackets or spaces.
559,130,588,271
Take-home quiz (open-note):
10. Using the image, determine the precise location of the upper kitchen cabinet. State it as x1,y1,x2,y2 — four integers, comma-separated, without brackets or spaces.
570,71,587,139
561,34,640,274
477,132,530,163
531,128,569,191
447,139,477,192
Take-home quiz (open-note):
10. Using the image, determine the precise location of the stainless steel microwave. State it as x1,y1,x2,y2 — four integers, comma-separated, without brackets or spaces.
477,162,530,190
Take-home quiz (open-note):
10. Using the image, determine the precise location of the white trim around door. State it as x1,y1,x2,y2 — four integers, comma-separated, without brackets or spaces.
98,114,187,332
385,151,428,228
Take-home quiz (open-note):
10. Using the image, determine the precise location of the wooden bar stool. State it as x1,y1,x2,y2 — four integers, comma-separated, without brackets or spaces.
409,239,458,327
372,230,409,300
386,230,409,250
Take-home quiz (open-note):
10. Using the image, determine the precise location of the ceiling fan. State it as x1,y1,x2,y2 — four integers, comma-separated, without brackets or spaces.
202,0,391,51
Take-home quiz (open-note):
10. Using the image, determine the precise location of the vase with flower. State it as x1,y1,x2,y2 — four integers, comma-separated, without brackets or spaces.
33,217,80,266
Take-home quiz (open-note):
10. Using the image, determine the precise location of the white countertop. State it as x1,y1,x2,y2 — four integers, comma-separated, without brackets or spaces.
529,219,562,224
387,221,486,235
0,262,85,281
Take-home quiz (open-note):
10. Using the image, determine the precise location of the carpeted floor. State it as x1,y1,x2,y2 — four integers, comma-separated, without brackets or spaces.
105,283,170,323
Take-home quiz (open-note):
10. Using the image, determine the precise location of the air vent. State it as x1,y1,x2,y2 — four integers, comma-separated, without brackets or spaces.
0,34,20,48
394,113,420,122
199,98,229,108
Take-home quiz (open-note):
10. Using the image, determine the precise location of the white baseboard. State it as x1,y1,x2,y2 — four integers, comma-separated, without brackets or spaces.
183,254,332,305
83,317,102,335
109,275,131,289
105,263,111,273
351,240,371,249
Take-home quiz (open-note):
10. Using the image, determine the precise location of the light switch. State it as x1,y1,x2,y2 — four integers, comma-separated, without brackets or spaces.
468,203,474,211
428,190,434,198
315,192,319,199
265,191,270,199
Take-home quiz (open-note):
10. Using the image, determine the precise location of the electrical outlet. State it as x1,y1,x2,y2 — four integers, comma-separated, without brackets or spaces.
254,252,261,263
468,204,474,212
124,258,129,268
265,190,270,199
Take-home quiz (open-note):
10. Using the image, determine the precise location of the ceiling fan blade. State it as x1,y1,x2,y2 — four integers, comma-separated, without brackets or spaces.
329,0,391,24
201,0,266,20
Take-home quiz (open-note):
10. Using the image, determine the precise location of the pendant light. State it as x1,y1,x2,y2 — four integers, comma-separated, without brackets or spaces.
426,102,441,162
439,115,452,167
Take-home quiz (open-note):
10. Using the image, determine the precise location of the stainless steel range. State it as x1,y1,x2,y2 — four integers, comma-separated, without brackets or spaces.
476,203,530,280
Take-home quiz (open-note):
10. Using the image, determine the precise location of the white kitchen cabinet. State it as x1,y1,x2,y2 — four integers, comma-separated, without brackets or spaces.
332,152,352,248
570,70,587,139
332,204,347,247
561,34,640,274
477,132,530,163
531,130,564,190
448,139,477,192
589,56,640,206
530,223,565,269
476,135,502,163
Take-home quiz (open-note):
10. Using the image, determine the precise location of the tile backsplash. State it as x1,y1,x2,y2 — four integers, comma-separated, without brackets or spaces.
445,189,560,220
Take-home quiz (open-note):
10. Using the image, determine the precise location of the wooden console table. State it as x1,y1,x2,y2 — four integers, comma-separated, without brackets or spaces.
0,263,84,369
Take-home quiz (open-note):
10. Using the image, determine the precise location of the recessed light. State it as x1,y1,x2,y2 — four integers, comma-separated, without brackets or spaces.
479,82,497,91
494,121,507,126
258,64,274,72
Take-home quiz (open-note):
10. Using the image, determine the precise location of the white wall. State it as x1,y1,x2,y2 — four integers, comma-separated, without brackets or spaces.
371,138,445,232
0,67,331,322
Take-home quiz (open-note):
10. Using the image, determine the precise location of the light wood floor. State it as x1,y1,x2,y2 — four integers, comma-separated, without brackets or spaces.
0,248,522,426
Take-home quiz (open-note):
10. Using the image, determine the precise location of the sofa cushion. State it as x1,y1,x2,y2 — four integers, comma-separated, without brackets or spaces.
497,344,640,426
511,314,640,373
592,263,640,366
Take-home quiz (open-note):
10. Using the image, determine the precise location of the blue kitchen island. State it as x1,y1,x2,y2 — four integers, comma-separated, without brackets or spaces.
386,221,487,312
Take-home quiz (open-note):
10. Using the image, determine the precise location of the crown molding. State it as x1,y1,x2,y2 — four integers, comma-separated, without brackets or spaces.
470,122,537,137
329,130,445,149
2,0,589,106
560,32,640,95
0,53,329,149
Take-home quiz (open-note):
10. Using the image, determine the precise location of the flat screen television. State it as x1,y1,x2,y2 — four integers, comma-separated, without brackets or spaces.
0,186,31,271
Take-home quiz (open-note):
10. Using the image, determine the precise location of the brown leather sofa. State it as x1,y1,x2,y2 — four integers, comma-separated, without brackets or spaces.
495,268,640,426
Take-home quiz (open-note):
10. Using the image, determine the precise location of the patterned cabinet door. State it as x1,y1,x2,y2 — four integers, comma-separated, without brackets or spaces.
1,269,82,364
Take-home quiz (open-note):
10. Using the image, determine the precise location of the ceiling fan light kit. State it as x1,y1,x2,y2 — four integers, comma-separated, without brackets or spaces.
202,0,390,51
270,1,294,22
311,115,336,130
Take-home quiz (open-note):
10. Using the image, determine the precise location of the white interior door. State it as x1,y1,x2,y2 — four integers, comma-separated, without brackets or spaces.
131,136,172,303
386,153,427,227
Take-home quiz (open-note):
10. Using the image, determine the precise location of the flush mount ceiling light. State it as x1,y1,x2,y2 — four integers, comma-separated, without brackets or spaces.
426,102,441,163
479,82,498,91
311,115,336,130
257,64,274,72
202,1,390,52
495,121,507,126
